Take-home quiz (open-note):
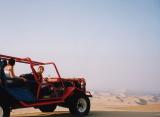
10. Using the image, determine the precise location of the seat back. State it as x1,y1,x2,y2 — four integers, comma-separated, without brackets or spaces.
0,59,8,83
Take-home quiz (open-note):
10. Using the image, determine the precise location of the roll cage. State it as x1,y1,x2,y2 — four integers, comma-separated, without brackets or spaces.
0,54,65,99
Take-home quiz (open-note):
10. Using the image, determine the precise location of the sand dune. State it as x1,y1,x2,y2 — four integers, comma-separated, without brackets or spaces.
12,111,160,117
11,103,160,117
122,104,160,112
92,90,160,106
11,90,160,117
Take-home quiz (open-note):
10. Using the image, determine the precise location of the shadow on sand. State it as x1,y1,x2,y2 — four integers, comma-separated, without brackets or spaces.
12,111,160,117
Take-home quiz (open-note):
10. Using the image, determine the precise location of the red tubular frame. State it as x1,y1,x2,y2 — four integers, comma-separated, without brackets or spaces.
0,54,65,99
0,54,92,108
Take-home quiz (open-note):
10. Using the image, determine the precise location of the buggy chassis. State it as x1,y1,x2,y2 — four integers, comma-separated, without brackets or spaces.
0,54,92,117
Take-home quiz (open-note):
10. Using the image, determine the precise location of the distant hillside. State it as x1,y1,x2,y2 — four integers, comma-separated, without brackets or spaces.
91,89,160,106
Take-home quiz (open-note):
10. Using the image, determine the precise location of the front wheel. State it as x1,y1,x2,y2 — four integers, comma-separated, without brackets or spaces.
69,93,90,116
0,105,10,117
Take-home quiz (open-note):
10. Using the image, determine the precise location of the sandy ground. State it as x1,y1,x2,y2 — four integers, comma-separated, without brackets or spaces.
11,103,160,117
11,110,160,117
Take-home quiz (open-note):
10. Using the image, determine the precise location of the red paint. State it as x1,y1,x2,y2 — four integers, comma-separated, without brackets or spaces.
0,54,92,108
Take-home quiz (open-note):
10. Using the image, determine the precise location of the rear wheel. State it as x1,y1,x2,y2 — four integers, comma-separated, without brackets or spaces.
39,105,57,112
0,105,10,117
69,93,90,116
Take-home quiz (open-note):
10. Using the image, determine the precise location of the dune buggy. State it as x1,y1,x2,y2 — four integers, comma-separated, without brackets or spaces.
0,54,92,117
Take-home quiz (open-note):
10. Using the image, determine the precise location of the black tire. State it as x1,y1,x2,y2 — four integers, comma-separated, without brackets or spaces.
0,105,10,117
69,93,90,116
39,105,57,112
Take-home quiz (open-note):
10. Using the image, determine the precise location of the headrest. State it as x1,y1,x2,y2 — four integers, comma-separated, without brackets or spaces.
0,59,7,69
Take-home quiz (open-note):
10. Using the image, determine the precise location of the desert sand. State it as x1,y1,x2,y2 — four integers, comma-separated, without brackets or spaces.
11,101,160,117
11,90,160,117
12,111,160,117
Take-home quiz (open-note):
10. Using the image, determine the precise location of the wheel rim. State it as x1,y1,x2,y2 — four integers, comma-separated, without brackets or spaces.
77,98,87,113
0,106,3,117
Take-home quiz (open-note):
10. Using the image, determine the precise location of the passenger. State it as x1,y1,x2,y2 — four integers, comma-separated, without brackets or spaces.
36,66,57,83
4,58,16,78
4,58,26,81
36,66,44,80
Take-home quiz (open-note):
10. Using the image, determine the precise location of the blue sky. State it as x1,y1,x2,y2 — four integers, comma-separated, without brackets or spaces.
0,0,160,92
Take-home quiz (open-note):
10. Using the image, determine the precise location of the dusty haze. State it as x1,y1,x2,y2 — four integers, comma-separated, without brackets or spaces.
0,0,160,93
